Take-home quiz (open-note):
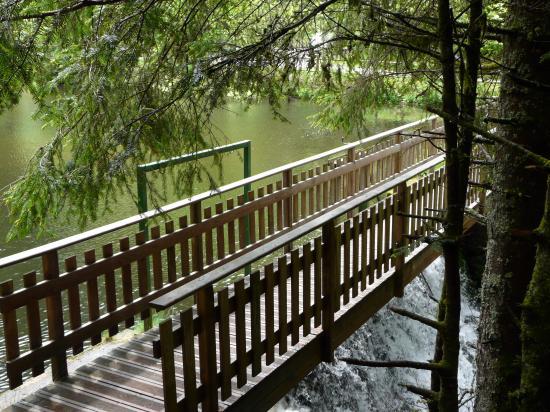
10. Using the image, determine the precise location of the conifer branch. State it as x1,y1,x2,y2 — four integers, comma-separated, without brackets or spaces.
389,306,443,330
339,358,443,371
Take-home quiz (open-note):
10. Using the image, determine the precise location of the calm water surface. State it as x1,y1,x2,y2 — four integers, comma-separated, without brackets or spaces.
0,95,423,391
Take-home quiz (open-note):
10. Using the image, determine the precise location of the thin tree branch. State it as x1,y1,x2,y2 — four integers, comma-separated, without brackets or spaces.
428,106,550,171
339,358,443,371
401,383,438,400
389,306,443,330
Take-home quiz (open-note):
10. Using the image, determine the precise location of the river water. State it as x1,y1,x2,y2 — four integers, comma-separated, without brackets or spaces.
275,258,478,412
0,97,436,396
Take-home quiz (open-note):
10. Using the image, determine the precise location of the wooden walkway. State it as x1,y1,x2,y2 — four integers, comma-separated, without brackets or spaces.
5,238,441,412
0,116,485,411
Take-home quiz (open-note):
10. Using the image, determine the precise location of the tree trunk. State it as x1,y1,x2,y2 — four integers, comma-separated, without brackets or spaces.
518,176,550,411
436,1,462,410
475,2,550,411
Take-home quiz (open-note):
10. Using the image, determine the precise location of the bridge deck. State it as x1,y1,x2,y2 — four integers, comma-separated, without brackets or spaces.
0,117,486,411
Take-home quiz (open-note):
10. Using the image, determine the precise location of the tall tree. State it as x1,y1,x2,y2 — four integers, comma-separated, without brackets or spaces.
475,1,550,410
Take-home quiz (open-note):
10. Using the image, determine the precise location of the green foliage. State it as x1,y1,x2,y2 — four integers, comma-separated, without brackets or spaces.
0,0,503,239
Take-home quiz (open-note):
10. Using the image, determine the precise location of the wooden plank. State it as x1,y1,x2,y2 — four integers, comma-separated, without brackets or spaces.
300,171,307,220
376,202,384,279
227,199,237,255
1,280,22,388
258,188,266,240
190,201,204,273
308,169,315,216
278,256,288,355
321,219,337,362
65,257,83,355
22,272,44,376
384,197,392,272
215,203,226,261
291,249,300,345
292,174,299,224
238,195,247,251
181,309,198,411
314,237,322,327
250,270,261,376
218,288,231,400
165,221,177,283
158,319,177,411
247,191,257,244
135,232,150,322
150,226,163,290
196,284,218,409
204,207,214,265
265,263,275,365
312,166,320,213
84,250,101,346
303,243,312,336
266,184,275,235
276,180,284,232
178,216,191,277
360,211,368,291
343,221,351,305
352,215,360,297
102,243,118,337
234,279,247,387
119,237,134,328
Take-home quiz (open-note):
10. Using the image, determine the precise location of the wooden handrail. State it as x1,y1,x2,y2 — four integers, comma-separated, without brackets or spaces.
0,116,436,268
150,154,445,309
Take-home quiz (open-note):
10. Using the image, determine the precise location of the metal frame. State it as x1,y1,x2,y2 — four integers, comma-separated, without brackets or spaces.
136,140,252,233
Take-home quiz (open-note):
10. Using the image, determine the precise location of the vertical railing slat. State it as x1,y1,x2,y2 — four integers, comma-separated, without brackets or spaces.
23,272,44,375
1,280,22,388
102,243,118,337
119,237,134,328
218,288,231,400
64,257,83,354
265,263,275,365
196,284,218,409
181,309,198,411
251,270,262,376
291,249,300,346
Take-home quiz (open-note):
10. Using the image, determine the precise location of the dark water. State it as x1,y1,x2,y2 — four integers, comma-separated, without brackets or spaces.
0,95,423,392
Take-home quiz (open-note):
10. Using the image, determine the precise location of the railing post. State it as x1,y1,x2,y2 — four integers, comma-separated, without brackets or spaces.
42,250,68,381
431,117,437,130
393,182,407,297
159,319,177,412
0,280,22,389
196,284,218,411
321,219,338,362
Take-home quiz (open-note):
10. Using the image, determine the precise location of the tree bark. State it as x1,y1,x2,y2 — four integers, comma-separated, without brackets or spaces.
519,176,550,411
475,2,550,411
436,1,462,410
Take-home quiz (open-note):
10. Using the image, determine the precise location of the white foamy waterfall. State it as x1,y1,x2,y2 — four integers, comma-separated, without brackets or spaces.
273,257,479,412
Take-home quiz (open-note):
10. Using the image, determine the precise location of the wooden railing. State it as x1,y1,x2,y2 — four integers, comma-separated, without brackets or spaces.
152,153,484,411
0,116,441,389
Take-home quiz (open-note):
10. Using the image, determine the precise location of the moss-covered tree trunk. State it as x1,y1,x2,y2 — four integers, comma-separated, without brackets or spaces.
475,2,550,411
518,176,550,411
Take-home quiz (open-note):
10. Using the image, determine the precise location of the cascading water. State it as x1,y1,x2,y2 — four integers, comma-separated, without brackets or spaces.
273,257,479,412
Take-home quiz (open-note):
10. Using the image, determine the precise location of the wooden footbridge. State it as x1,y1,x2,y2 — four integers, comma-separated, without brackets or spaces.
0,116,483,411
